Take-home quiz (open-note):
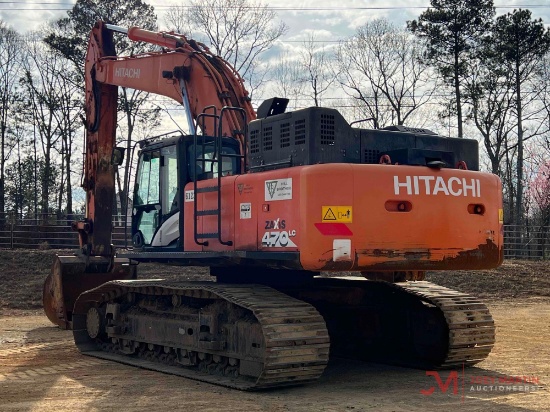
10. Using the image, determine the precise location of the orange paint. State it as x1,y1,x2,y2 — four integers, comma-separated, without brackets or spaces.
183,163,503,272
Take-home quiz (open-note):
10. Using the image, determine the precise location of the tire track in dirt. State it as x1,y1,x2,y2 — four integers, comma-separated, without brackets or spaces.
0,341,71,357
0,359,104,381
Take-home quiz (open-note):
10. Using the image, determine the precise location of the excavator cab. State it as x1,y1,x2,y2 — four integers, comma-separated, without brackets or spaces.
131,134,241,249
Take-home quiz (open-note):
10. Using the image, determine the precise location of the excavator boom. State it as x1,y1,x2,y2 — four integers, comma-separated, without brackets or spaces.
44,21,255,328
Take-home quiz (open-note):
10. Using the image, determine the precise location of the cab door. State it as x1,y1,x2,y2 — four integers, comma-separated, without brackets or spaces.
132,149,161,247
132,145,180,247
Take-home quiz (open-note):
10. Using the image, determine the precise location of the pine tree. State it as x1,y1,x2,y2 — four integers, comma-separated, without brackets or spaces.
490,9,550,225
408,0,495,138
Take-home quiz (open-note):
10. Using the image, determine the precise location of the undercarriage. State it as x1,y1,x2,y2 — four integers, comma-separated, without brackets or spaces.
71,277,494,390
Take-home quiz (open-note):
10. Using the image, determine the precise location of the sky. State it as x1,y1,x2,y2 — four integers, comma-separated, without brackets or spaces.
2,1,550,200
2,0,550,132
2,0,548,134
1,0,549,41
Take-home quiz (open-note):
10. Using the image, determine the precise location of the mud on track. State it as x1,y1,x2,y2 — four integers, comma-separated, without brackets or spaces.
0,299,549,412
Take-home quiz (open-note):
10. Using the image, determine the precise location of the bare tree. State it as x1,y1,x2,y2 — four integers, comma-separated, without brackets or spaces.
271,52,304,109
165,0,287,93
54,69,82,221
0,20,23,221
539,54,550,153
299,35,338,107
164,5,187,34
21,35,79,221
338,19,436,129
491,9,550,226
464,57,516,175
44,0,160,216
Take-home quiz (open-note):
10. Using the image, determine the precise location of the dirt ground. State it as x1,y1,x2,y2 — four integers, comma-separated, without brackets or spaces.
0,249,549,411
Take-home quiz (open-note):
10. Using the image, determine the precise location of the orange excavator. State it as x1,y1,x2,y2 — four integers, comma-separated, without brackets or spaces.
43,21,503,389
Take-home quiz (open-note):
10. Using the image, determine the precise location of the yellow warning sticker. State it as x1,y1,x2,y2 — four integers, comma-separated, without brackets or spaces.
322,206,352,222
499,209,503,223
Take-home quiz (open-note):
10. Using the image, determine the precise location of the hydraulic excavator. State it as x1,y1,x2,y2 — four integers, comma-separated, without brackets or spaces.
43,21,503,389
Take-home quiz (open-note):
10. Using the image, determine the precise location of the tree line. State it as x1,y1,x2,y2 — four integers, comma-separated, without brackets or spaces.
1,0,550,230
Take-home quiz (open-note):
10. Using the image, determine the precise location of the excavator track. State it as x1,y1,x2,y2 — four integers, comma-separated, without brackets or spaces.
280,278,495,369
71,280,330,390
71,278,493,390
397,280,495,367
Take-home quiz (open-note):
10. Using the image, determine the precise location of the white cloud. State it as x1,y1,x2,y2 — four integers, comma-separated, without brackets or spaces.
0,0,73,31
285,29,334,42
2,1,549,38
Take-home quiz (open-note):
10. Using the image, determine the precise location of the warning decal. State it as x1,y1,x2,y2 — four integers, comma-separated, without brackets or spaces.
323,208,337,220
322,206,352,222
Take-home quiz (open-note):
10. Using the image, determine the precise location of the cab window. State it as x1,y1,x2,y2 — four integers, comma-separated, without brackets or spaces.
188,142,238,181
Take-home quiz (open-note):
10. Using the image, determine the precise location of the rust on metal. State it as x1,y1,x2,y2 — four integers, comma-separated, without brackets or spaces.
361,271,426,282
81,21,119,256
354,240,502,271
43,255,136,329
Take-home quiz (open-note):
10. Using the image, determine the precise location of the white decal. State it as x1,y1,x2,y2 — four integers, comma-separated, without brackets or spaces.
184,190,194,202
262,231,297,248
333,239,351,261
265,178,292,201
265,219,286,229
114,67,141,78
393,176,481,198
240,203,252,219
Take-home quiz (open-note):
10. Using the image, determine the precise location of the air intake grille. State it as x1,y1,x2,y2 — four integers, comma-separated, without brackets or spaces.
295,119,306,145
263,126,273,151
320,114,335,145
250,129,259,154
280,123,291,148
364,149,380,164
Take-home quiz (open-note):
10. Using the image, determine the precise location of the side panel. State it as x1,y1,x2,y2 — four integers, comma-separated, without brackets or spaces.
253,171,300,252
182,163,503,272
299,164,354,270
183,171,304,254
299,164,503,271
